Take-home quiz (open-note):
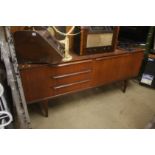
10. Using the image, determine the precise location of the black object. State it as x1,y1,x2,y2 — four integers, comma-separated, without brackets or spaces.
119,26,149,43
140,55,155,88
118,26,150,49
118,26,150,51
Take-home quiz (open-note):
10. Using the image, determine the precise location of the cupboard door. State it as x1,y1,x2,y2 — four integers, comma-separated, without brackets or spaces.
93,54,132,86
131,52,144,77
20,66,54,103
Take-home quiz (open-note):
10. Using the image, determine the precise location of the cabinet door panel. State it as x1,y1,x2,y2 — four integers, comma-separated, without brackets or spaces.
131,52,144,77
20,66,54,103
93,54,132,86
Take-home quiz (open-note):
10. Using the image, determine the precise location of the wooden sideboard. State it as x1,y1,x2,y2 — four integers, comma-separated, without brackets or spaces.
19,49,144,117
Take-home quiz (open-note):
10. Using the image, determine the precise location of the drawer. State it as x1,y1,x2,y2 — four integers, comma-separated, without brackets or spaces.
53,80,91,95
52,60,93,76
52,69,92,86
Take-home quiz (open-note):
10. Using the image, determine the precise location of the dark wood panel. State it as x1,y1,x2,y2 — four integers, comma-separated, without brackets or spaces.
20,66,54,103
93,54,133,86
131,52,144,77
13,30,63,64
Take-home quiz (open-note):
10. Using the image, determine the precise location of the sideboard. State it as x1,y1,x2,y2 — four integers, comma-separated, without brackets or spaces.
19,49,144,117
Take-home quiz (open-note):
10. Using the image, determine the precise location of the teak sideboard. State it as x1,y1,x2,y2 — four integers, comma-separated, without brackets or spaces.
19,49,144,117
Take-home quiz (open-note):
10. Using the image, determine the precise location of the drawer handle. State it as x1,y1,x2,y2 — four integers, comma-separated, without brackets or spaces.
55,60,92,67
52,69,92,79
53,79,90,90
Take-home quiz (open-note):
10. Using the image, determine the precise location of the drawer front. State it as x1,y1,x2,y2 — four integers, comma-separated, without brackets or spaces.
52,70,92,86
51,60,93,95
52,60,93,76
53,80,91,95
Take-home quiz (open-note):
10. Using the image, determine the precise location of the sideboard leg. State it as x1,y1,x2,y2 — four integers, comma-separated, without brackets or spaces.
122,80,128,93
40,100,48,117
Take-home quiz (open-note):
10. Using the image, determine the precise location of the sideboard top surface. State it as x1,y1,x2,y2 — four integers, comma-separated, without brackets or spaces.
19,48,144,70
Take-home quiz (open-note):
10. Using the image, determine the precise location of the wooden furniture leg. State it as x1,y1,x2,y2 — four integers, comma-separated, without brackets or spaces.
122,80,128,93
39,100,48,117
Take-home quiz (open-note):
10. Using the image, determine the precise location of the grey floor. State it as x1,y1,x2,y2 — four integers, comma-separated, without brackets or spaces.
28,80,155,129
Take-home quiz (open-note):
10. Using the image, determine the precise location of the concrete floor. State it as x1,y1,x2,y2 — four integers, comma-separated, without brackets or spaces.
28,80,155,129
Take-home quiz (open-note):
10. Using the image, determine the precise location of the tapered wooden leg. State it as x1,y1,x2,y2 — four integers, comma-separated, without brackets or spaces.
122,80,128,93
40,100,48,117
